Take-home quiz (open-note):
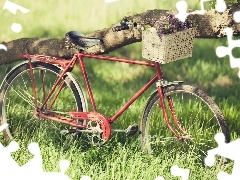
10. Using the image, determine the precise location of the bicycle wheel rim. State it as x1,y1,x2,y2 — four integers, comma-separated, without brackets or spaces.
141,85,229,162
0,62,82,144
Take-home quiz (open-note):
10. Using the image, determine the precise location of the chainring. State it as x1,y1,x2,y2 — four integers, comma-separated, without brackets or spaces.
69,112,111,146
85,120,105,146
86,114,111,146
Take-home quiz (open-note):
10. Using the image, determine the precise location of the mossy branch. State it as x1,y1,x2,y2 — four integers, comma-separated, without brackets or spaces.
0,2,240,65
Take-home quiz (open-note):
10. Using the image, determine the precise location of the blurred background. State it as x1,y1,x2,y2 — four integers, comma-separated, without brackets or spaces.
0,1,240,178
1,0,239,134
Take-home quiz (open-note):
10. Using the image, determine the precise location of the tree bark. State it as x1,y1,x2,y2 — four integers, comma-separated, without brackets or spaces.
0,2,240,65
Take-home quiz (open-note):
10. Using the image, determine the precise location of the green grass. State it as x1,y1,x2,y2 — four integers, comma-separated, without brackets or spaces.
1,0,240,179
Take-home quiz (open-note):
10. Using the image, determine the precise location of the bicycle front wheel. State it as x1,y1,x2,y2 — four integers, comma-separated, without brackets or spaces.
0,61,87,144
140,84,230,160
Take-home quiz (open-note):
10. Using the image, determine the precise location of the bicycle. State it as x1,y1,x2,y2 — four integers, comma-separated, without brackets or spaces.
0,18,230,159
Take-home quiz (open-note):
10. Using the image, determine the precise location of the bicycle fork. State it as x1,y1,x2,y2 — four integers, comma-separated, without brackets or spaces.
154,63,187,140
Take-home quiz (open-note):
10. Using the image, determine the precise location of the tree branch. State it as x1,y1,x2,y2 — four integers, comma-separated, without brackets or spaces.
0,2,240,65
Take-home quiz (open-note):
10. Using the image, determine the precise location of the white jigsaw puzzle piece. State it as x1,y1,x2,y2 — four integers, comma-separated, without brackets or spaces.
0,123,8,131
20,142,43,174
216,27,240,77
175,0,189,22
205,133,240,163
191,0,211,15
154,176,165,180
40,172,71,180
0,141,21,179
19,159,72,180
154,165,190,180
0,124,20,174
171,165,190,180
175,0,227,22
80,175,92,180
205,133,240,179
11,23,22,33
39,160,73,180
215,0,227,13
0,44,7,51
3,0,30,14
233,11,240,23
2,0,30,33
0,139,73,179
175,0,209,22
217,171,239,180
0,123,77,180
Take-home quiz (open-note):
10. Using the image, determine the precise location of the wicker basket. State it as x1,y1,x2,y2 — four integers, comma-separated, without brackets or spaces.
142,27,196,64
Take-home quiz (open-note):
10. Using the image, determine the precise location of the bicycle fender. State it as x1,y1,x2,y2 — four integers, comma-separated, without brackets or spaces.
0,60,88,112
142,81,184,117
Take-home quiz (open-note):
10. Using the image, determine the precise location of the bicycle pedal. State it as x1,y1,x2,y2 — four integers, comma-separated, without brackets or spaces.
60,129,76,135
126,124,139,136
63,131,81,152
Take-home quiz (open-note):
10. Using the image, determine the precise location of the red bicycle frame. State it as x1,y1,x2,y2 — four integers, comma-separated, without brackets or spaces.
23,52,185,139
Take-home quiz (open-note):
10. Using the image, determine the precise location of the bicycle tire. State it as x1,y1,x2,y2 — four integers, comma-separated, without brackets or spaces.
140,84,230,161
0,61,87,144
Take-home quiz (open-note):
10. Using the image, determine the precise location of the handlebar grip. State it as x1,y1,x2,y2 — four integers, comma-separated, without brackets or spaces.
112,25,129,32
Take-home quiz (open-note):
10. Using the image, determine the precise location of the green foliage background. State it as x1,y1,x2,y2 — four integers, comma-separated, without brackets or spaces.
1,0,240,179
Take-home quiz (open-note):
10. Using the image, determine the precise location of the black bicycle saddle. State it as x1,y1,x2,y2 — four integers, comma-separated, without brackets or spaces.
65,31,103,50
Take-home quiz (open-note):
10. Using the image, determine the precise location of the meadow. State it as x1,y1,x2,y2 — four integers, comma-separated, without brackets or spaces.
1,0,240,179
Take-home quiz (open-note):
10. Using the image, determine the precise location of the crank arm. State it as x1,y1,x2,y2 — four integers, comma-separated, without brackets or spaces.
111,129,126,133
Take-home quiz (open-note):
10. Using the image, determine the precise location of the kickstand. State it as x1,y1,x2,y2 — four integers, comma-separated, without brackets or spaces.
63,131,81,152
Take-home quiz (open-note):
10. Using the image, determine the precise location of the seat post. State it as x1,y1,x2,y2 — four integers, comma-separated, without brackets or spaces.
77,53,97,112
154,62,164,80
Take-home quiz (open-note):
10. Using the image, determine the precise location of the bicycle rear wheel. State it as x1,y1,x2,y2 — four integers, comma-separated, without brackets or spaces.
0,61,87,145
140,84,230,161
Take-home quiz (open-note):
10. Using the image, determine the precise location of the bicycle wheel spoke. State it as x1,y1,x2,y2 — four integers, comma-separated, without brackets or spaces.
141,85,230,162
188,113,204,130
0,62,84,145
5,82,35,108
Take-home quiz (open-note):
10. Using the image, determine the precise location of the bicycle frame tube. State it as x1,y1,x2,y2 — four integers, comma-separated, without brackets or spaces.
26,55,78,111
28,58,38,108
25,52,181,139
77,53,156,123
110,75,157,122
77,53,181,138
40,56,77,110
78,53,156,67
154,63,181,139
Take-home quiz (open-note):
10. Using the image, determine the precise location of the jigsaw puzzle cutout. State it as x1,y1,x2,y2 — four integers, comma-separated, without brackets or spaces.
0,44,7,51
215,27,240,77
233,11,240,23
80,175,93,180
1,0,240,179
154,165,190,180
175,0,240,78
205,132,240,180
1,0,30,51
0,123,8,131
2,0,30,33
0,122,190,180
175,0,227,22
0,123,92,180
